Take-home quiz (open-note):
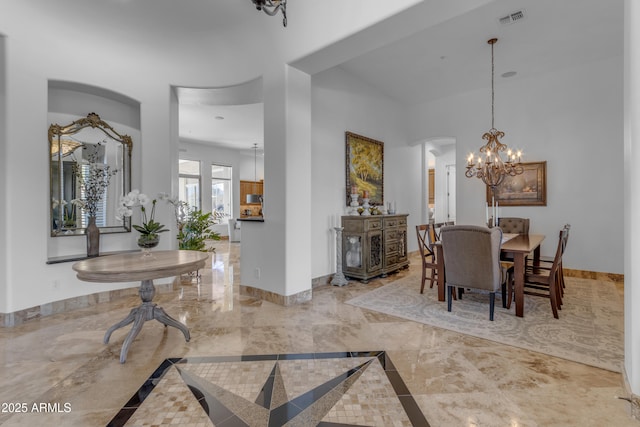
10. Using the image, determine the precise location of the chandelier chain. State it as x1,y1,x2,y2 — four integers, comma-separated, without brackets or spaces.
491,39,495,130
465,37,524,195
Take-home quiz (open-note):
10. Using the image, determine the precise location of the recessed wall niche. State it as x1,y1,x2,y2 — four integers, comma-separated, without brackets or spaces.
47,80,141,259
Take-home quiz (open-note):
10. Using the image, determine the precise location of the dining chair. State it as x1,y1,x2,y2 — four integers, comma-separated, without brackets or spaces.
517,227,568,319
440,225,511,321
526,223,570,292
497,217,530,234
498,217,530,262
433,221,455,240
416,224,438,293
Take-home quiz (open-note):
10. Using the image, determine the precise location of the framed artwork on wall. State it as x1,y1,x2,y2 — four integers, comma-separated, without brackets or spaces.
345,132,384,206
486,161,547,206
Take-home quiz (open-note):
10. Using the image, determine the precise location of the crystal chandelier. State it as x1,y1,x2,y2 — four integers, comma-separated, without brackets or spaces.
251,0,287,27
465,38,523,191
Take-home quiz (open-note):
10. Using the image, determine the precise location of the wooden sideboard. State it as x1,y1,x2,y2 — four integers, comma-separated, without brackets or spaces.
341,214,409,283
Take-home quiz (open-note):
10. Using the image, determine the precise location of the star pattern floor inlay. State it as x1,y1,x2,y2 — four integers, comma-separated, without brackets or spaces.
108,352,428,427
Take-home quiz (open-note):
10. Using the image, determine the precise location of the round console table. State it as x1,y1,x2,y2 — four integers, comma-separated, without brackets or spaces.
72,250,209,363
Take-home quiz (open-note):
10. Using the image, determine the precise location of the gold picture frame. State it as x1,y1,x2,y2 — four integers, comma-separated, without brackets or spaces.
345,132,384,206
486,161,547,206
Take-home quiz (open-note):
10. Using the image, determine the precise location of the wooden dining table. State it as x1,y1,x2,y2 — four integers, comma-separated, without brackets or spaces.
434,233,545,318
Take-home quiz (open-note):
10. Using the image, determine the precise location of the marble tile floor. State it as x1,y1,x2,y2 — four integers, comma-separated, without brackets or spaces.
0,241,637,426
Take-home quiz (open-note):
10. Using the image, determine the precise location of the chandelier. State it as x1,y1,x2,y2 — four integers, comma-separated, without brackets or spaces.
465,38,523,191
251,0,287,27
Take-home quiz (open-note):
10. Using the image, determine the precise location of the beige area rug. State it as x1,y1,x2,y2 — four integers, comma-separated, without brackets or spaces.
346,276,623,372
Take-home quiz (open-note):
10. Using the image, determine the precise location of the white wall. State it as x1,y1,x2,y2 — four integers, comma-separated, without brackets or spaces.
409,56,624,274
310,66,414,278
0,13,268,313
0,0,435,313
624,0,640,395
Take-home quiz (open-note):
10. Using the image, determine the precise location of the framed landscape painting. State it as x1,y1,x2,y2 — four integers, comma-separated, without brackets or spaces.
345,132,384,206
486,161,547,206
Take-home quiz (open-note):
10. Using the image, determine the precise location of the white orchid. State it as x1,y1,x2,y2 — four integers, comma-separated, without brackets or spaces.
116,190,148,220
115,190,168,238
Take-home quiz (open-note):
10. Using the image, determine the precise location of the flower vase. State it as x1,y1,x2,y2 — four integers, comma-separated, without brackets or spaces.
86,216,100,257
138,234,160,257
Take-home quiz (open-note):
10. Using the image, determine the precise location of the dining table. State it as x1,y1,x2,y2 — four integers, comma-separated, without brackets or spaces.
434,232,545,318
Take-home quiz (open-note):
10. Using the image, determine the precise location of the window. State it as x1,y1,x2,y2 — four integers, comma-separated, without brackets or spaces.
212,164,232,224
179,159,201,210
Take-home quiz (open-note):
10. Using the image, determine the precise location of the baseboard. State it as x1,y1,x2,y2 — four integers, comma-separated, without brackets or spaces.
312,274,334,288
563,268,624,283
0,281,176,328
239,285,312,306
621,365,640,420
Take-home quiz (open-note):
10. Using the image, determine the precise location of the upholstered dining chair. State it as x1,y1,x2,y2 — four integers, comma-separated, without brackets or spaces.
440,225,511,321
416,224,438,293
498,217,530,262
497,217,530,234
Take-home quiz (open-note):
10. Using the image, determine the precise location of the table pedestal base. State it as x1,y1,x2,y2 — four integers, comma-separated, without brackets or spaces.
103,279,190,363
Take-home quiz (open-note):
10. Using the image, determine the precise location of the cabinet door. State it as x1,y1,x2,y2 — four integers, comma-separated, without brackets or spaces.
366,230,384,273
240,181,250,203
343,233,363,273
397,229,408,262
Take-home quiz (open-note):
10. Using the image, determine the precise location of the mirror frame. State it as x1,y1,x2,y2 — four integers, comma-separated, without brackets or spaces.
49,112,133,237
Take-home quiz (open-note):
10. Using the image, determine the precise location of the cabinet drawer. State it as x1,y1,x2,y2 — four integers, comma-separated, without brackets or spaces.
386,254,398,266
386,242,398,255
364,218,383,231
385,229,399,242
342,219,363,232
398,217,407,227
383,218,398,228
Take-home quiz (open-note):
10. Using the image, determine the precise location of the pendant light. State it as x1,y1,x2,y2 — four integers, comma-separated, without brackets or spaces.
246,143,262,204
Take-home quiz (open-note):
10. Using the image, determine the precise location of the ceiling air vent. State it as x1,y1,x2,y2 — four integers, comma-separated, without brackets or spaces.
498,9,526,26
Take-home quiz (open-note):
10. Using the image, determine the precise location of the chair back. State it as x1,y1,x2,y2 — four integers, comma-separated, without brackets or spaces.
561,223,571,254
440,225,503,292
497,217,530,234
433,221,454,241
549,228,568,277
415,224,433,259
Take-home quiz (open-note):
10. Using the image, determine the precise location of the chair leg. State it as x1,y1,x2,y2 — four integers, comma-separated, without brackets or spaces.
447,285,453,312
549,282,559,319
420,262,426,294
429,267,436,288
506,276,513,310
489,292,495,321
501,282,507,308
458,287,464,299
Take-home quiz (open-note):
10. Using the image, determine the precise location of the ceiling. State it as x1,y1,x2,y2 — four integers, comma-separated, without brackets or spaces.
173,0,622,150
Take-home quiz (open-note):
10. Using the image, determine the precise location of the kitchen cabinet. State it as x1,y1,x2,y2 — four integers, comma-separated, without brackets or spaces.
240,180,263,205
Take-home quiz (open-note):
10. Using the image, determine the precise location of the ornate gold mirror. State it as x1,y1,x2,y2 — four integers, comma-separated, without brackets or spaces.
49,113,132,236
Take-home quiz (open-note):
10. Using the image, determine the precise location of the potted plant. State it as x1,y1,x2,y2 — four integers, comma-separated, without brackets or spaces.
160,194,221,252
116,190,169,253
177,209,221,251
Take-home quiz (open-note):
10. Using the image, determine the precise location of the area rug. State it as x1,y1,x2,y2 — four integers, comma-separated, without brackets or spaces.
346,276,623,372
